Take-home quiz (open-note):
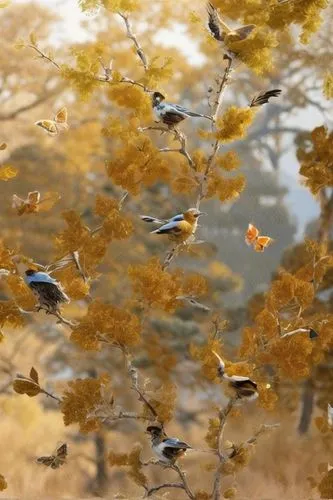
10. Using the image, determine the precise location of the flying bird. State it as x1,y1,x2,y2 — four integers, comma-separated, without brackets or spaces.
24,269,70,313
142,208,205,243
207,2,256,44
212,350,258,403
146,425,192,464
152,92,212,127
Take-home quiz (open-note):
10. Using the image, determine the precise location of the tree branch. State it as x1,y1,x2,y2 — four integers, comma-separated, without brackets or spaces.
118,12,149,70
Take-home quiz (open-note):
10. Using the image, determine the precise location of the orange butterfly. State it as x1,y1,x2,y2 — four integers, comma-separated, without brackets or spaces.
35,107,69,136
245,223,273,252
36,443,68,469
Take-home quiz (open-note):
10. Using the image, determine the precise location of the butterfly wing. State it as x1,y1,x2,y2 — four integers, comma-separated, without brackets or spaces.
35,120,58,136
55,107,69,130
254,236,273,252
36,455,56,467
245,223,259,246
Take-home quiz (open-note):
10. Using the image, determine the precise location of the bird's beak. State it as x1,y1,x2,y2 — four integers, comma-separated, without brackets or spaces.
198,212,207,217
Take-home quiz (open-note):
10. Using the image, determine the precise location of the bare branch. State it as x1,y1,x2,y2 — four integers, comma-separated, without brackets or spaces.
118,13,149,70
146,482,184,497
28,43,61,69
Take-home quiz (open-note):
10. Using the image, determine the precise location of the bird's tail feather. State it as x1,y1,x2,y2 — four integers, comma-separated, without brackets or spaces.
140,215,165,224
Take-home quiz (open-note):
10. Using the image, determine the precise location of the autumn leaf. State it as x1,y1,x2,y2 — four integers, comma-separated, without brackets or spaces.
0,474,7,491
0,165,18,181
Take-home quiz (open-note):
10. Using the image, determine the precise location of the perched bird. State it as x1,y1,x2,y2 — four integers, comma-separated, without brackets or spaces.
143,208,205,243
152,92,212,127
24,269,70,313
212,351,258,403
207,2,256,44
146,425,192,464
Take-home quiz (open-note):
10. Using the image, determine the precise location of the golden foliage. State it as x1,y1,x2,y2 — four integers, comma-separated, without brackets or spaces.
215,106,256,143
55,210,90,255
61,42,107,99
205,417,220,449
61,374,110,432
266,272,295,310
0,474,7,491
258,383,278,410
140,56,173,88
70,300,141,350
297,126,333,194
190,337,224,382
104,120,171,195
224,487,237,498
216,151,241,171
318,469,333,499
143,382,177,423
146,334,177,379
0,164,18,181
269,336,313,379
0,240,15,271
207,172,246,203
0,300,25,329
95,195,133,241
107,85,152,120
128,257,181,311
226,30,278,75
108,444,147,488
6,274,36,310
323,72,333,100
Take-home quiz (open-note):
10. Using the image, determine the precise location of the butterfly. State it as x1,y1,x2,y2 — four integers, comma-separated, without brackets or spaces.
245,223,273,252
35,107,69,136
12,191,60,215
36,443,68,469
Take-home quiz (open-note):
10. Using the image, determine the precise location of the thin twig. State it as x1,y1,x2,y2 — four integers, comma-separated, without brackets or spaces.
40,388,62,403
118,12,149,70
28,44,61,69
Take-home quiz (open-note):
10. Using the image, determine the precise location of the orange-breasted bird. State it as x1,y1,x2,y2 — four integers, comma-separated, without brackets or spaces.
146,425,192,464
141,208,205,243
212,351,258,403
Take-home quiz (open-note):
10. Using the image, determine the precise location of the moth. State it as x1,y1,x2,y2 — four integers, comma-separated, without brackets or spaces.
35,107,69,136
245,223,273,252
36,443,68,469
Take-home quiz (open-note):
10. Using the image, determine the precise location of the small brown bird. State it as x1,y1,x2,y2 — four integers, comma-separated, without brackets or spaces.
146,425,192,464
207,2,256,44
143,208,205,243
212,350,258,403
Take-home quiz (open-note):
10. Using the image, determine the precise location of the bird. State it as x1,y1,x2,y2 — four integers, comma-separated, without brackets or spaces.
207,2,256,45
24,269,70,313
146,425,192,464
151,92,212,127
212,350,258,403
142,208,205,243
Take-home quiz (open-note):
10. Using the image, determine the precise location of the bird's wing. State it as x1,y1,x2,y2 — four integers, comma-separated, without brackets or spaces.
170,214,184,222
250,89,282,108
228,375,257,388
26,272,57,284
171,104,207,118
207,2,224,41
151,220,182,234
162,438,192,449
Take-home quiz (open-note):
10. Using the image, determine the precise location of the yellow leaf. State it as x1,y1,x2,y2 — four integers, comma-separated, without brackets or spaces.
29,31,37,45
0,474,7,491
0,143,7,150
0,165,18,181
13,377,41,397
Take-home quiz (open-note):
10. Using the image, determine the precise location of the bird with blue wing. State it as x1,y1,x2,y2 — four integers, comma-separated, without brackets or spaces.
212,350,258,403
24,269,70,314
146,425,192,464
152,92,212,128
141,208,205,243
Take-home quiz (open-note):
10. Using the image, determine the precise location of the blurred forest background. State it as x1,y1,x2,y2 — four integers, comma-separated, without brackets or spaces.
0,0,332,498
